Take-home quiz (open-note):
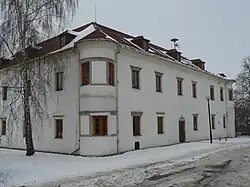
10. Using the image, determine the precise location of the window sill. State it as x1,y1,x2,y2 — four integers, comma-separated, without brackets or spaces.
158,132,164,135
156,91,163,93
193,96,197,98
55,136,63,139
177,94,183,96
81,84,90,86
133,134,141,136
194,129,198,131
132,87,140,90
92,135,108,137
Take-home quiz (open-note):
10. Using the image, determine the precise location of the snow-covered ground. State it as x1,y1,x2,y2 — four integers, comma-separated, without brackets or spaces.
1,137,250,187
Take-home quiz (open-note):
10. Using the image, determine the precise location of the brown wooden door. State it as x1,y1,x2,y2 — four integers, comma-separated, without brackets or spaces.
179,121,186,143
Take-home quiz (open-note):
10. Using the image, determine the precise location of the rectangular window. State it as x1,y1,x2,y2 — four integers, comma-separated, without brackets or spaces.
133,116,141,136
192,82,197,98
92,116,108,136
131,69,140,89
177,78,183,96
2,86,7,101
108,62,115,86
211,115,215,129
155,72,163,92
157,116,164,134
81,62,90,85
220,87,224,101
1,118,6,135
55,72,63,91
55,119,63,139
223,116,226,128
193,114,198,131
228,89,233,101
210,86,215,100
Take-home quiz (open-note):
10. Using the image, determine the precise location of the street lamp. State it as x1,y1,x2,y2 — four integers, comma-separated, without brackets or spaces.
206,96,213,143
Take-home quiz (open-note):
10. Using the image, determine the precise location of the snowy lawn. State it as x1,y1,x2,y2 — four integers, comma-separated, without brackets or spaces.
1,137,250,187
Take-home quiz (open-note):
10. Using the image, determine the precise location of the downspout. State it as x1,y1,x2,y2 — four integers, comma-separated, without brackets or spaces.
224,81,229,138
71,43,81,155
115,44,122,154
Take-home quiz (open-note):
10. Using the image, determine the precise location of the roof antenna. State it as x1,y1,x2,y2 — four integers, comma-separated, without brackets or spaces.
94,4,97,23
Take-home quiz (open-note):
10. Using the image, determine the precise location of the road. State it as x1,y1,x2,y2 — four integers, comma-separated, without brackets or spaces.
26,143,250,187
139,146,250,187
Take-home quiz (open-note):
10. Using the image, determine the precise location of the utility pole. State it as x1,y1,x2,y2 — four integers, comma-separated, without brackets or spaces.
207,97,213,143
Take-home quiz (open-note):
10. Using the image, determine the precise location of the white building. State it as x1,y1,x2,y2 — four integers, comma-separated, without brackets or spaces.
0,22,235,156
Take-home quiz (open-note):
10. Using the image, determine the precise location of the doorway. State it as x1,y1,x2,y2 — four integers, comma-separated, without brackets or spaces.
179,119,186,143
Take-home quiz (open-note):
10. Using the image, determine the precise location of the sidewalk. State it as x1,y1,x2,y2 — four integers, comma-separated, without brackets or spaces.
1,137,250,187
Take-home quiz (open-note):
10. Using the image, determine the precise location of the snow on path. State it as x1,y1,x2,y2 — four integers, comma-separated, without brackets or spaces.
1,137,250,187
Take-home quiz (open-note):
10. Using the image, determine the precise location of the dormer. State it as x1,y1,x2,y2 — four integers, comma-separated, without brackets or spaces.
167,49,182,62
218,73,226,77
191,59,206,70
131,36,150,51
59,32,76,48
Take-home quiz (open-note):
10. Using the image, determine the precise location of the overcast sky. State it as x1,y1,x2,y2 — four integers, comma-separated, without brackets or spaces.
70,0,250,78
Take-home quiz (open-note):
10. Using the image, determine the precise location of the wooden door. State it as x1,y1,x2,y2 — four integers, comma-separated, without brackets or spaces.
179,120,186,143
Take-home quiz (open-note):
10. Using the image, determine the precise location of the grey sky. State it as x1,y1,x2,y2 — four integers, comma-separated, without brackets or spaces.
71,0,250,78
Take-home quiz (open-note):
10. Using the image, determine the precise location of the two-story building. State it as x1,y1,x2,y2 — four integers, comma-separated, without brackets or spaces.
0,22,235,156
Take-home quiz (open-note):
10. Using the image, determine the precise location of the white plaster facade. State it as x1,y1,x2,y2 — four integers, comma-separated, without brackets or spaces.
0,38,235,156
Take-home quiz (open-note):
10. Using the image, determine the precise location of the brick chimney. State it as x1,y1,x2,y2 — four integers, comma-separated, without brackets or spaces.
191,59,205,70
131,36,150,51
167,49,182,62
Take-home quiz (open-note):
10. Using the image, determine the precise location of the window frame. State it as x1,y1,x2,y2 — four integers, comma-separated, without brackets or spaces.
1,118,6,136
81,62,90,86
177,77,183,96
157,116,164,134
2,86,7,101
92,116,108,136
55,72,64,91
220,87,224,101
210,85,215,100
131,111,142,136
228,89,233,101
155,72,163,93
211,115,215,129
130,66,141,90
192,81,197,98
193,114,198,131
55,119,63,139
107,62,115,86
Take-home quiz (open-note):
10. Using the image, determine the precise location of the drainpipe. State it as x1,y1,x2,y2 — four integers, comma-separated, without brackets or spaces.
72,43,81,154
224,81,229,138
115,44,122,154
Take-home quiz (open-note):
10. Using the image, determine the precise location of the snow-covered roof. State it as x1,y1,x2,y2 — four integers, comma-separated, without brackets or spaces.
33,22,235,82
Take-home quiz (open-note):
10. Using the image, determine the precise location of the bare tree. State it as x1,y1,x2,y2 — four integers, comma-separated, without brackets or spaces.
0,0,78,156
234,57,250,134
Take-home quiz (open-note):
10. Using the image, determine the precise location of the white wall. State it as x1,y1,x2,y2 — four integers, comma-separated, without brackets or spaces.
117,49,235,153
80,113,117,156
78,41,118,155
0,40,235,156
0,51,80,154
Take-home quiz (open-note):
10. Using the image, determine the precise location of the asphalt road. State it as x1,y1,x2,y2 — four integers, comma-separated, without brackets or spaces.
138,146,250,187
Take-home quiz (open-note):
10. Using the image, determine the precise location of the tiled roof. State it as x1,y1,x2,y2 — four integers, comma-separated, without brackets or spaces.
0,22,235,81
